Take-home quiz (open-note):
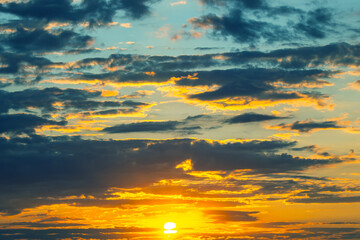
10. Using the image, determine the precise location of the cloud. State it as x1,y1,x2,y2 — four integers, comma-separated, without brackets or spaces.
225,112,287,124
102,115,214,134
0,113,66,134
0,136,338,214
61,41,350,75
155,25,171,38
0,0,157,26
205,210,258,222
189,10,288,44
0,0,157,55
295,8,333,39
0,228,156,240
0,28,93,53
189,0,341,44
0,226,359,239
68,107,147,119
103,121,181,133
0,87,100,113
120,22,131,28
170,1,186,6
51,42,359,76
0,88,151,116
291,145,331,157
15,42,357,111
103,113,284,134
289,195,360,203
194,47,224,51
270,119,346,133
0,51,52,75
348,80,360,91
48,51,338,110
199,0,267,9
175,68,334,110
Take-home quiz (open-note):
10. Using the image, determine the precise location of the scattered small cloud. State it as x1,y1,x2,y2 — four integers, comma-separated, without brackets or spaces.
155,25,172,38
171,34,182,41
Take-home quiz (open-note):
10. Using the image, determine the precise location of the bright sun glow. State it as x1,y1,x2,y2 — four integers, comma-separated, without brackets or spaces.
164,222,177,234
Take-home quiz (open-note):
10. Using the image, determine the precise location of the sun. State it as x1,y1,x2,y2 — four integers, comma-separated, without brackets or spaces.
164,222,177,234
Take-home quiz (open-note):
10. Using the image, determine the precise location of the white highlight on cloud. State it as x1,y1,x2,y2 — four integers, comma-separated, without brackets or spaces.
170,1,186,6
94,46,119,51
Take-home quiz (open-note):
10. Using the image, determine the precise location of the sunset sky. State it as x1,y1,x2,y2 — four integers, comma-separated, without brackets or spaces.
1,0,360,239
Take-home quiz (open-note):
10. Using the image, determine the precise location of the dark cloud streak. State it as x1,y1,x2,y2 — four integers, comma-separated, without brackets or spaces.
225,112,287,124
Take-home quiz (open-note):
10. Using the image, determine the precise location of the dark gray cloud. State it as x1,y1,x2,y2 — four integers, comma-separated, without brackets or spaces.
0,28,93,53
292,145,332,157
0,52,52,75
64,68,331,108
103,113,283,134
194,47,224,51
86,42,360,72
102,117,205,134
80,108,138,117
0,228,156,240
218,42,360,69
189,10,287,44
225,112,287,124
284,181,360,204
103,121,181,133
190,0,340,44
199,0,267,10
295,8,333,39
3,221,87,229
0,0,157,26
0,136,337,214
0,0,158,56
5,43,350,109
176,68,332,103
0,87,147,114
272,120,345,133
289,195,360,203
3,42,354,86
0,114,66,134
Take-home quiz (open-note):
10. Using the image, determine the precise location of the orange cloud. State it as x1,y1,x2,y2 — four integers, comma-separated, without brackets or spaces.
101,90,118,97
347,80,360,91
120,23,132,28
44,22,69,31
176,159,193,171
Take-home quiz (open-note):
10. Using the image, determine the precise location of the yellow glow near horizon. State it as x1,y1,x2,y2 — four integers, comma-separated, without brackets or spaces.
164,222,177,234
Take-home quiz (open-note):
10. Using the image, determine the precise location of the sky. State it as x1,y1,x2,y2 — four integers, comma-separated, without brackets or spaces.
1,0,360,239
